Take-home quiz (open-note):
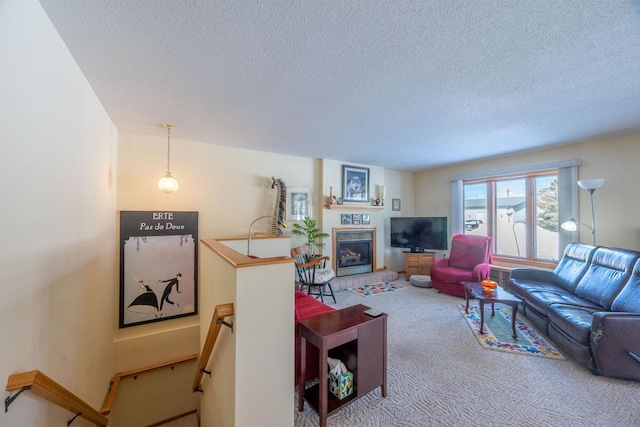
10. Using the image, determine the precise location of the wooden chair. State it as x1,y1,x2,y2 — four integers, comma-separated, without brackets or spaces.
291,246,336,303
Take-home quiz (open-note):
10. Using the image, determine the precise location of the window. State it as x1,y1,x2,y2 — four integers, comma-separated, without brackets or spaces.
452,160,579,265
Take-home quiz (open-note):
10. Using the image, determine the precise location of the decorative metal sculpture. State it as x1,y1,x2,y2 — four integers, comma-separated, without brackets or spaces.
271,177,287,235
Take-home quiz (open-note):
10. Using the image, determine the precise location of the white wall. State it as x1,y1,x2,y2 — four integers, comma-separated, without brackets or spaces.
1,0,117,425
414,133,640,251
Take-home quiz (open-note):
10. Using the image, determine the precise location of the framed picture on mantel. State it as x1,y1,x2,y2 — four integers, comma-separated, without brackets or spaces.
342,165,370,203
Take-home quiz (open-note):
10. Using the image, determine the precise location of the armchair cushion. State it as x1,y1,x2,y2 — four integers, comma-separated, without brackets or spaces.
449,239,490,271
313,268,335,284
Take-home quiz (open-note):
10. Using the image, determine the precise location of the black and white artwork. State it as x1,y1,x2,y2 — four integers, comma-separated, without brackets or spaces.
119,211,198,328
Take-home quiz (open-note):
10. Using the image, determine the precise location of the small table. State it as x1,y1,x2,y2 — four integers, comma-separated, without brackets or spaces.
463,282,522,338
298,304,387,427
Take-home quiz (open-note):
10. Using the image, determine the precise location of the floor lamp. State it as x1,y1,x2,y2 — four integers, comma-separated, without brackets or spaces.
561,179,605,245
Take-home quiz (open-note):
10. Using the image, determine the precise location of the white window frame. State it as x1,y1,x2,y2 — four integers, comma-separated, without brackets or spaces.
451,160,581,264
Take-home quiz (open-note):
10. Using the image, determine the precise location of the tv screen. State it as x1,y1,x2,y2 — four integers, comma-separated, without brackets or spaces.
390,217,448,251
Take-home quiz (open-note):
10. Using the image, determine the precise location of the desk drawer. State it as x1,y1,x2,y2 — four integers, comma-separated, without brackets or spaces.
327,327,357,348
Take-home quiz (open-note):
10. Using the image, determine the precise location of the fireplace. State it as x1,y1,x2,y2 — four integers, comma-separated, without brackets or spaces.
333,228,375,277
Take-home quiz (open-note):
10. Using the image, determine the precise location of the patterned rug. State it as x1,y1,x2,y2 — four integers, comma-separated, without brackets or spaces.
458,303,564,359
347,281,405,297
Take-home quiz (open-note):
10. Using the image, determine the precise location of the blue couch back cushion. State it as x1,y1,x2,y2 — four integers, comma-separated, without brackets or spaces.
553,243,597,292
612,258,640,313
574,247,640,310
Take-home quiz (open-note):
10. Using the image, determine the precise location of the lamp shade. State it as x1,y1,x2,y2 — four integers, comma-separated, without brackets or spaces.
561,218,578,231
578,179,605,191
158,173,179,194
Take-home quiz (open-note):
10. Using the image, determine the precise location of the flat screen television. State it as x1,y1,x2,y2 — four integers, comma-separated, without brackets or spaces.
390,217,448,252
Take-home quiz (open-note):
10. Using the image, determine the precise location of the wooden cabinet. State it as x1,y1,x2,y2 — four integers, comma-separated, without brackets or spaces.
404,252,435,279
298,304,387,427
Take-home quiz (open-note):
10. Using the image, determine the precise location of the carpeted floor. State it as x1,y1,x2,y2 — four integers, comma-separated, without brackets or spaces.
294,280,640,426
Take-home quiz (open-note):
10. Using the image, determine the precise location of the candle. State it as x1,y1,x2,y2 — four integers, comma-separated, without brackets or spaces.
379,185,386,199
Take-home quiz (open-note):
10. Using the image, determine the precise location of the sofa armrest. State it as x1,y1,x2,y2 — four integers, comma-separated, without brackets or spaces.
510,268,560,284
591,312,640,381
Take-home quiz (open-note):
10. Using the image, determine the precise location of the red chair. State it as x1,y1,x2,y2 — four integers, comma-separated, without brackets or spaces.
430,234,492,297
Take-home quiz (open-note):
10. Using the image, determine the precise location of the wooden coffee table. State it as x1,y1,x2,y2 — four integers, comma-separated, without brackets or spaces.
298,304,387,427
463,282,522,338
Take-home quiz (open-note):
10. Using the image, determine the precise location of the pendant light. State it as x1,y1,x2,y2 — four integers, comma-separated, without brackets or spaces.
158,124,179,194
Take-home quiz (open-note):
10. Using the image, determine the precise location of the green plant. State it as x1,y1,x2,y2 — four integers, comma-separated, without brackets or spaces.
291,216,330,255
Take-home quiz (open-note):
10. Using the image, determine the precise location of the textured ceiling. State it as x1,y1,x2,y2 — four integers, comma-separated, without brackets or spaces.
39,0,640,171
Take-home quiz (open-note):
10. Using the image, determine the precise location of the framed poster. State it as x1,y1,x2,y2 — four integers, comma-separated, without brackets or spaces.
392,198,401,211
119,211,198,328
342,165,369,203
287,187,310,221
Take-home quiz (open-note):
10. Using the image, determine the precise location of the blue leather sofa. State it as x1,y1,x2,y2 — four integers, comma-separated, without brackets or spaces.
509,243,640,381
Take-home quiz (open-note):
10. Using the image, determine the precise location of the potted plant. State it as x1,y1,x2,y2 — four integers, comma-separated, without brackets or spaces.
291,216,330,256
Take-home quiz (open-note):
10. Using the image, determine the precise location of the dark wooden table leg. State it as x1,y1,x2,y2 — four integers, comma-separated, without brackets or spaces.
491,302,495,317
479,300,485,334
465,286,470,313
382,316,387,397
511,303,518,338
298,335,306,412
319,341,328,427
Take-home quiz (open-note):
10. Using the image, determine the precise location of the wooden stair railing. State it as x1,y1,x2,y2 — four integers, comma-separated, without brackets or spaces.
100,354,198,415
192,302,234,393
5,370,108,426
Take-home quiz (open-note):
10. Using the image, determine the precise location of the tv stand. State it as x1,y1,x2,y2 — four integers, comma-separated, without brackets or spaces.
403,251,435,280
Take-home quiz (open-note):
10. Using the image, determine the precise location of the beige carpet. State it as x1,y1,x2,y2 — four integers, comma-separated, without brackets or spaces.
294,280,640,426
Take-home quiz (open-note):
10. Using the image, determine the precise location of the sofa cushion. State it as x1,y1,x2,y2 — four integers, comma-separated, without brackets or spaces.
510,279,566,301
552,243,597,292
547,304,600,345
525,289,600,317
574,247,639,310
611,259,640,313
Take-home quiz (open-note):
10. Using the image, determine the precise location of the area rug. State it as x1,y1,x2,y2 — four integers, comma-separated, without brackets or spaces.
347,281,405,297
458,303,564,359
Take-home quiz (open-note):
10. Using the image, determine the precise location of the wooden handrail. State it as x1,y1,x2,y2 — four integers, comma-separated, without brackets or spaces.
192,302,234,393
6,370,108,426
100,354,197,415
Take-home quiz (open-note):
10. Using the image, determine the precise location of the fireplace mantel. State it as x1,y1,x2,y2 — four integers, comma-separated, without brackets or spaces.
325,204,384,210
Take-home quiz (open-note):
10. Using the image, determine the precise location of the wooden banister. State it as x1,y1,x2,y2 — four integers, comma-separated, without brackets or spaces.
6,370,108,426
192,302,234,393
100,354,197,415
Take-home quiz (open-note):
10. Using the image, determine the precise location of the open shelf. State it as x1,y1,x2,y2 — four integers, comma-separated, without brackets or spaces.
325,204,384,211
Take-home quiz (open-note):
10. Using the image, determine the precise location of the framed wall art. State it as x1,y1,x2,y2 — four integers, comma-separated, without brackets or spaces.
341,214,352,225
342,164,370,203
287,187,311,221
392,198,401,211
352,214,361,225
119,211,198,328
362,214,371,225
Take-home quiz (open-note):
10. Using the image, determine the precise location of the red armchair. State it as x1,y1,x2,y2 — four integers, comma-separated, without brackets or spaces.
430,234,492,297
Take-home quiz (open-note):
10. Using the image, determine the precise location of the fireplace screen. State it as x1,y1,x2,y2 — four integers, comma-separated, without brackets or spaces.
334,228,375,277
338,240,372,269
